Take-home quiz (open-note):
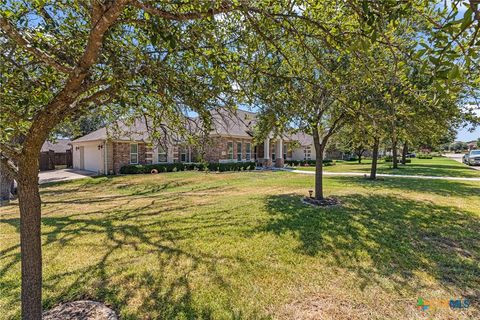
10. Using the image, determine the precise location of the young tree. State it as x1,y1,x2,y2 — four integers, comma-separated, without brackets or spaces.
240,0,429,197
244,24,363,200
334,122,370,164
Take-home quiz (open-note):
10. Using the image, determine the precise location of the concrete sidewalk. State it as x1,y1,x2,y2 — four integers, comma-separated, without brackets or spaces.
280,168,480,182
39,169,97,184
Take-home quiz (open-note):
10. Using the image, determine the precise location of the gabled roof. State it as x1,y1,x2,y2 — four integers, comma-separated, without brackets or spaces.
289,132,313,146
72,117,205,143
71,128,108,143
209,109,257,137
71,109,314,145
41,139,72,152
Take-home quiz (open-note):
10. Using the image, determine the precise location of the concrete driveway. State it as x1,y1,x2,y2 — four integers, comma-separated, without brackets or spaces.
444,153,480,171
39,169,97,184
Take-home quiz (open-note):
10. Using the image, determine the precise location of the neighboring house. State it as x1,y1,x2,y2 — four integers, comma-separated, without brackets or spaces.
71,110,315,174
39,139,72,171
467,140,477,151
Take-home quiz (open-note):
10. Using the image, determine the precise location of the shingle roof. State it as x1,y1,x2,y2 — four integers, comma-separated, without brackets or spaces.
71,109,314,146
289,132,313,146
41,139,72,153
71,128,108,143
72,118,203,143
209,109,257,137
72,120,152,143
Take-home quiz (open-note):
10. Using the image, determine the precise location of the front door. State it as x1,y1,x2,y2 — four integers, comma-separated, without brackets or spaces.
79,146,85,170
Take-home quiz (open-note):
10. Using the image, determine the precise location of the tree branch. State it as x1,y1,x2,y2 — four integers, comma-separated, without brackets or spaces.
322,112,347,146
0,142,21,161
0,155,19,178
0,16,73,74
75,86,116,109
22,1,129,156
131,0,234,20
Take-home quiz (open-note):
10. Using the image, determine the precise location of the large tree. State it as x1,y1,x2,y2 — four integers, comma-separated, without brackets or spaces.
0,1,262,318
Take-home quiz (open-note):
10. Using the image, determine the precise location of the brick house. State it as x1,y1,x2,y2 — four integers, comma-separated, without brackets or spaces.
71,109,313,174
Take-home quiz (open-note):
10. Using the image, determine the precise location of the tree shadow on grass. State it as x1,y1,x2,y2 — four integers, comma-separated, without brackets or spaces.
330,175,480,197
0,200,255,319
262,193,480,297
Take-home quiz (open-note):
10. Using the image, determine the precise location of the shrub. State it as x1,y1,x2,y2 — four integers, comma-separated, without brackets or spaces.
417,153,433,159
429,152,443,157
285,159,334,167
384,157,411,163
120,162,256,174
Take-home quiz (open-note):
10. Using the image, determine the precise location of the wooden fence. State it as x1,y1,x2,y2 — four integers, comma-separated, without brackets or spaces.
39,150,72,171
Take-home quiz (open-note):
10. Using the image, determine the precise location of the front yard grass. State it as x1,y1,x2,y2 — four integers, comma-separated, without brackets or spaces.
1,171,479,319
295,157,480,177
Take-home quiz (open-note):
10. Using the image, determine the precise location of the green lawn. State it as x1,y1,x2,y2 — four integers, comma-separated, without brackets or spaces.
1,171,479,319
294,157,480,178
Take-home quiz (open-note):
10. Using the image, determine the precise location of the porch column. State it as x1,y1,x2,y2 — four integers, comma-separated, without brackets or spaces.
275,138,284,167
264,138,271,166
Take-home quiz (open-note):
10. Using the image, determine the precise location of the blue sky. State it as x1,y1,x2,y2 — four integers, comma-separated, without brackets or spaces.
456,124,480,141
456,107,480,141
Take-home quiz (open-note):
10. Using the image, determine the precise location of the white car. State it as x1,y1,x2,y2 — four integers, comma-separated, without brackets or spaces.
467,150,480,166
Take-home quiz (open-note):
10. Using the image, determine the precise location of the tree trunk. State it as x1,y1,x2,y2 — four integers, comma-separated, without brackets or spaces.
401,142,408,165
370,138,380,180
0,167,14,206
17,159,42,320
312,128,325,200
315,151,324,200
357,151,362,164
392,138,398,169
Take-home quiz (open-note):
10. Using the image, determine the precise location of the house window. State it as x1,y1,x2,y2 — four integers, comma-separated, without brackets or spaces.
130,143,138,164
283,143,287,160
304,146,311,160
180,147,189,162
237,142,242,161
227,142,233,160
158,146,167,163
245,143,251,161
272,150,276,160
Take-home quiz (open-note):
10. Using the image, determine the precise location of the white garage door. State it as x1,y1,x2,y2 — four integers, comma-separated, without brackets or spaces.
83,144,101,172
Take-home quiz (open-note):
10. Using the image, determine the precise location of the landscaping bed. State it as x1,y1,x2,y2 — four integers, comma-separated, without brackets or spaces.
285,159,335,167
120,161,256,174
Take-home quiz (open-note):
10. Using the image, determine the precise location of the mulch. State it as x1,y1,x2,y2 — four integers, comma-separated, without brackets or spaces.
42,300,118,320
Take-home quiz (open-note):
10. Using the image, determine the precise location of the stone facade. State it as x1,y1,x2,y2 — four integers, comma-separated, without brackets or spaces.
275,158,284,167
